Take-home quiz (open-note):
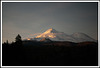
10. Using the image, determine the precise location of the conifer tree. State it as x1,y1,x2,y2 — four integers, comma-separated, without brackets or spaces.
15,34,22,42
6,40,8,44
15,34,22,46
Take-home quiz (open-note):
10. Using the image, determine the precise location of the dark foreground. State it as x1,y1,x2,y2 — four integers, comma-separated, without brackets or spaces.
2,41,98,66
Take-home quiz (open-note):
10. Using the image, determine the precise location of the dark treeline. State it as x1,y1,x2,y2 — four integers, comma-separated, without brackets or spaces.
2,35,98,66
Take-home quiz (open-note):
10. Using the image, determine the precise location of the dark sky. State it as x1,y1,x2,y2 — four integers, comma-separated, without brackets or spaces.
2,2,98,43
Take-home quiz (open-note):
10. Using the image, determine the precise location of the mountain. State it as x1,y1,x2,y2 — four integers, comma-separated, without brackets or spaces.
36,28,58,38
35,28,73,41
71,32,96,42
27,28,96,43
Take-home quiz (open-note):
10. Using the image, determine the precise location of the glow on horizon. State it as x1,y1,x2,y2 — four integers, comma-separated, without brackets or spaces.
27,38,31,40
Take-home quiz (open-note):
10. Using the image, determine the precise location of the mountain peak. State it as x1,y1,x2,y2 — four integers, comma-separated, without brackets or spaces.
35,28,58,38
44,28,58,34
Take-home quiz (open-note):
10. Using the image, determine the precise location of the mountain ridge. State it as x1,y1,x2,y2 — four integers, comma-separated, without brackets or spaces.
26,28,96,43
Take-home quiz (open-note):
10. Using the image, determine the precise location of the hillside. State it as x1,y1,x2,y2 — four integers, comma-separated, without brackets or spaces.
2,41,98,66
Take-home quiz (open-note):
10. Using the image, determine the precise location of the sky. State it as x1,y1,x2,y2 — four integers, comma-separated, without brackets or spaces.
2,2,98,43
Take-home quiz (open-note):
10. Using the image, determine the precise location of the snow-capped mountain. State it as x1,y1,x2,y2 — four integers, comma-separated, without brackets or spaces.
27,28,96,43
36,28,59,38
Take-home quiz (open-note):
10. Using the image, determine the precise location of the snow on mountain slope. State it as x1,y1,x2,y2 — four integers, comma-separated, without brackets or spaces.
71,32,96,42
36,28,59,38
35,28,74,41
27,28,96,43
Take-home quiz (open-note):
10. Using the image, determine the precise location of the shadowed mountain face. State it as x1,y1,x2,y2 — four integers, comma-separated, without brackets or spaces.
40,38,52,42
27,28,96,42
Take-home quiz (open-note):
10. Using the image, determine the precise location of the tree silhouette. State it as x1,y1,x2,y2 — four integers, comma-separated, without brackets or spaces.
15,34,22,42
6,40,8,44
15,34,22,47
